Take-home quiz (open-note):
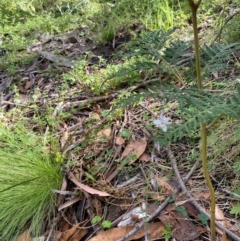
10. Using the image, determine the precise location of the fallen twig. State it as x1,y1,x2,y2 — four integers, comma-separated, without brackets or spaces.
220,188,240,200
212,8,240,44
167,147,240,241
116,174,141,189
115,156,199,241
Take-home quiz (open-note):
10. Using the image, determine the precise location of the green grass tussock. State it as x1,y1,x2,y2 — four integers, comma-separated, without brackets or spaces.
0,125,63,240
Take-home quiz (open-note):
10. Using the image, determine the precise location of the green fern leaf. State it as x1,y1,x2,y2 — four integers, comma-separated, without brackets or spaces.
230,203,240,216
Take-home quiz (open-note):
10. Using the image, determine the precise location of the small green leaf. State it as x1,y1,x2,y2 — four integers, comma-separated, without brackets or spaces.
120,129,132,138
230,203,240,216
101,110,111,117
235,127,240,140
234,188,240,196
91,216,101,224
168,194,176,203
175,205,188,217
198,213,209,225
102,220,112,229
85,172,96,181
162,222,172,239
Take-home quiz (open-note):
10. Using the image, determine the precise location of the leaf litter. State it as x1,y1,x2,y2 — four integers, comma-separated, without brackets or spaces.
2,25,240,241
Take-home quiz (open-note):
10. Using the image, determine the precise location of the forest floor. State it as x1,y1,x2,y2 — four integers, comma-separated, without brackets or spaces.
1,2,240,241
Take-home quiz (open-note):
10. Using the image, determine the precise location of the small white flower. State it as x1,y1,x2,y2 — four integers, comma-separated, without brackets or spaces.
142,202,146,211
155,142,161,152
153,111,171,132
151,153,155,162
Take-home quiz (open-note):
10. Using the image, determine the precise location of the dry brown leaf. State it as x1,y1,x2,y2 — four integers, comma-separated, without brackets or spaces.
25,79,34,90
59,221,88,241
37,77,44,85
92,104,102,114
91,198,103,216
58,212,73,233
16,229,32,241
194,192,211,200
69,172,110,197
19,86,28,93
15,94,30,103
56,176,68,206
115,136,125,145
146,191,165,202
186,179,193,186
51,231,62,241
139,153,151,162
215,204,226,223
58,196,82,211
38,50,75,67
160,211,200,241
215,204,228,239
88,222,164,241
43,82,53,91
102,129,112,137
60,123,68,149
176,194,200,219
97,129,112,141
221,233,229,241
197,225,208,234
156,177,174,194
61,176,67,192
68,228,87,241
121,138,147,164
100,129,112,138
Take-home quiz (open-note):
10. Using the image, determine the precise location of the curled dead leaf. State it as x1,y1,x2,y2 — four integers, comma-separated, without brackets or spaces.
88,222,164,241
69,172,110,197
59,221,88,241
115,136,125,145
121,138,147,164
139,153,151,162
16,230,32,241
160,211,200,241
215,204,228,239
97,129,112,141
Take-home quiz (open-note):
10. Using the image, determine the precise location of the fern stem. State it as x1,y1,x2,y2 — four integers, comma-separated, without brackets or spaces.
188,0,202,89
189,1,216,240
200,123,216,241
206,115,222,130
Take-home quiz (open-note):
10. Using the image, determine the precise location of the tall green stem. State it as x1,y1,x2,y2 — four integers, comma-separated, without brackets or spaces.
188,1,216,240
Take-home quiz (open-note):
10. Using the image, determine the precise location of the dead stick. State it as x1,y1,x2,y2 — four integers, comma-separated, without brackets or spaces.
220,188,240,200
115,158,199,241
212,8,240,45
167,148,240,241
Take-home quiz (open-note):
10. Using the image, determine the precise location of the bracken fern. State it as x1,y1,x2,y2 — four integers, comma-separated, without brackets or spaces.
110,29,240,146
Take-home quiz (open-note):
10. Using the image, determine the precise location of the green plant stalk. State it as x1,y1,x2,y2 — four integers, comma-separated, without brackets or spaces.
206,115,222,130
188,1,216,240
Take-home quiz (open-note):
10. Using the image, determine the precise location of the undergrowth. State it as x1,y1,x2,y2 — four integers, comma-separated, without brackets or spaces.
0,0,239,240
0,124,63,240
109,28,240,147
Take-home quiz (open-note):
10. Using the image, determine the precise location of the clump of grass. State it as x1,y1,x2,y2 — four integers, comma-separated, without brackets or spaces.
0,124,63,240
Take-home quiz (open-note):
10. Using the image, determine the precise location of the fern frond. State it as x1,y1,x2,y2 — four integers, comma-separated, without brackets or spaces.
157,86,240,144
117,28,175,61
162,39,192,65
200,43,239,78
110,61,158,78
113,82,240,145
114,29,238,86
110,29,240,146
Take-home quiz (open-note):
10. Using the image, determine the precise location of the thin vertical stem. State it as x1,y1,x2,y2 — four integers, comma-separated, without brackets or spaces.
188,1,216,240
189,1,202,88
200,123,216,241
